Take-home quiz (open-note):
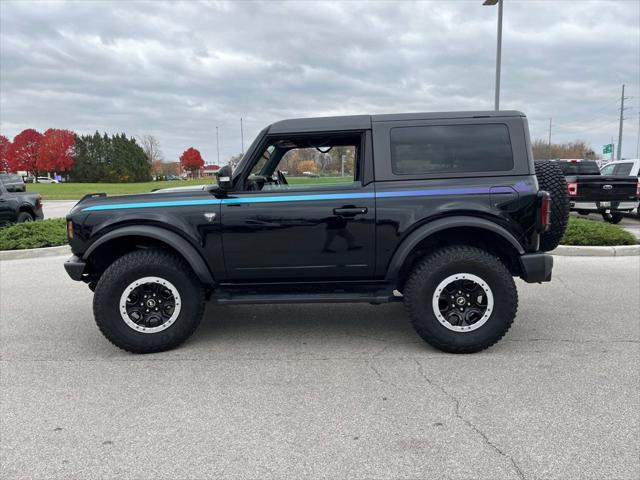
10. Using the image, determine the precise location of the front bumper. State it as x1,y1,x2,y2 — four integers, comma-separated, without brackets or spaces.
64,255,86,281
519,253,553,283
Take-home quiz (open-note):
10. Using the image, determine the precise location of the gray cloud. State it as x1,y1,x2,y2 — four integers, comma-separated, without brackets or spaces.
1,0,639,163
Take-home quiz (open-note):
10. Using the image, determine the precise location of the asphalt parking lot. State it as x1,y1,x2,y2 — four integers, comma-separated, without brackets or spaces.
1,254,639,479
43,200,77,219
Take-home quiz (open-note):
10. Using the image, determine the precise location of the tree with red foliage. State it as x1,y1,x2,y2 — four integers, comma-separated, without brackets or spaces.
39,128,75,173
180,147,204,174
8,129,43,177
0,135,11,172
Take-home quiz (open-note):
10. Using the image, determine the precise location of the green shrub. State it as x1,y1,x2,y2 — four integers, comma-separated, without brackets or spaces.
561,217,637,246
0,218,68,250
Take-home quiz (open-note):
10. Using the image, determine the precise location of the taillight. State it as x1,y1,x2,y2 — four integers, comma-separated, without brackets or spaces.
67,220,74,239
540,191,551,232
636,180,640,198
36,194,42,208
567,182,578,196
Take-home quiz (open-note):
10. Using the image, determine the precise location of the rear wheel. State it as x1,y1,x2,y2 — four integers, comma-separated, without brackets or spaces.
404,246,518,353
17,211,34,223
93,249,205,353
602,211,624,224
535,161,570,251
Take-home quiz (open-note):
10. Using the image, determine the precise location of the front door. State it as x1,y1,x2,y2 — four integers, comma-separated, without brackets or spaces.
221,132,376,281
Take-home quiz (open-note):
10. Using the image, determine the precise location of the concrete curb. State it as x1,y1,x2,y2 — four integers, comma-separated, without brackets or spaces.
0,245,71,261
552,244,640,257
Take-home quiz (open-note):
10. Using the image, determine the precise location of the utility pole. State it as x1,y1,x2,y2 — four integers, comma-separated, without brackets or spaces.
617,84,629,160
216,126,220,165
636,111,640,159
240,118,244,154
548,118,552,158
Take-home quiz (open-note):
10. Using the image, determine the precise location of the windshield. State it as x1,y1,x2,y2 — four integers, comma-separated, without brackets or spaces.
233,127,268,175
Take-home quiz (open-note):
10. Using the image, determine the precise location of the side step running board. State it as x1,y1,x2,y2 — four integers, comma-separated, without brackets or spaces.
212,291,401,306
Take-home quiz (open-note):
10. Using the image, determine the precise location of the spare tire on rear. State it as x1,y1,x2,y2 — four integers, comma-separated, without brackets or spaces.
534,161,570,252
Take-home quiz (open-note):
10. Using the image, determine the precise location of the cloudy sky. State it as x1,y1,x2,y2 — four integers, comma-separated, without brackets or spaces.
1,0,639,164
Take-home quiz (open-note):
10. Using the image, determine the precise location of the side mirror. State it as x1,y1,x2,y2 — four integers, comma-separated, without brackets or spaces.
216,165,233,190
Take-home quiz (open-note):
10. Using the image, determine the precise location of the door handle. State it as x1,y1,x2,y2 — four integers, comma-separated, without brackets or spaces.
333,207,367,216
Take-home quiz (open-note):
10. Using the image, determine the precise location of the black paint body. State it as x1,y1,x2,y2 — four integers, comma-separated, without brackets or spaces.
65,111,550,289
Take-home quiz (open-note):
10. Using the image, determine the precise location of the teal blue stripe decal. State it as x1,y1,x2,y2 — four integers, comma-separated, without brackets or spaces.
83,199,220,211
82,184,530,212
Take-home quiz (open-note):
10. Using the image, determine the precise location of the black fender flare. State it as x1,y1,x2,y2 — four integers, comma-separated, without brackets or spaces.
83,225,215,285
385,216,525,282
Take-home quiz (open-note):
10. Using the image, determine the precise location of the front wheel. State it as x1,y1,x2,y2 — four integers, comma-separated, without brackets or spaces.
17,212,34,223
404,246,518,353
602,212,624,224
93,249,205,353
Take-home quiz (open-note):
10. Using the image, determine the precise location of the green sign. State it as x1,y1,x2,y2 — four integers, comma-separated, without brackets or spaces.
603,144,613,154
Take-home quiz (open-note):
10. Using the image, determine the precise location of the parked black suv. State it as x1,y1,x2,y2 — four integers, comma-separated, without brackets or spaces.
64,111,568,354
0,179,43,226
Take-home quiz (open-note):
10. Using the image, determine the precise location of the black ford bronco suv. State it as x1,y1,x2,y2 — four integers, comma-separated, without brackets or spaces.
64,111,569,354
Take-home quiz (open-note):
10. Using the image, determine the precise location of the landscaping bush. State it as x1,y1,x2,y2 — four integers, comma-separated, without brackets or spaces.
560,217,636,246
0,218,67,250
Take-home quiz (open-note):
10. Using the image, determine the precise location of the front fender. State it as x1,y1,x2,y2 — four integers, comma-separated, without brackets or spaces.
83,225,215,285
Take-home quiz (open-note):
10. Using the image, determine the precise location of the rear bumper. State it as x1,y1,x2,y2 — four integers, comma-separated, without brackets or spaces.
570,200,638,212
519,253,553,283
64,255,86,281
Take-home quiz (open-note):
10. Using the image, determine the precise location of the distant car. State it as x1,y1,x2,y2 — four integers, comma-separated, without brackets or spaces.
0,180,43,226
302,171,319,177
0,173,26,192
600,159,640,218
166,175,181,181
553,159,639,224
36,177,59,184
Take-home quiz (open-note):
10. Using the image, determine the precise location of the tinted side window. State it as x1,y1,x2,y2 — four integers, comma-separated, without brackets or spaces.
390,124,513,175
600,164,615,175
614,163,633,176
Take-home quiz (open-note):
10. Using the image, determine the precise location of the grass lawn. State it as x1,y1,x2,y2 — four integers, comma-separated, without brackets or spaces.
0,218,67,250
27,179,212,200
561,217,637,246
28,176,353,200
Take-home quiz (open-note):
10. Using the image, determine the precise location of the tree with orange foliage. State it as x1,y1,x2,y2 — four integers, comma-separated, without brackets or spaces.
180,147,204,174
8,129,43,178
39,128,75,173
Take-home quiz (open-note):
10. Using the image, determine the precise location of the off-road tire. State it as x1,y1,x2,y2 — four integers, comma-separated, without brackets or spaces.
535,161,570,251
17,211,34,222
404,246,518,353
93,249,205,353
602,211,624,224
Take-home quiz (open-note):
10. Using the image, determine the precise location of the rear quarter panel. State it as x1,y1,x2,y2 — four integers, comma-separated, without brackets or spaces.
371,115,539,276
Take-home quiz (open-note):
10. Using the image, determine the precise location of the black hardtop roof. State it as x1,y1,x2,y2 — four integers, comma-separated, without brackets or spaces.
268,110,526,134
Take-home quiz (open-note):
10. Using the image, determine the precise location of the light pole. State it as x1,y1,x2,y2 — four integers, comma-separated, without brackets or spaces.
216,126,220,165
483,0,503,111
